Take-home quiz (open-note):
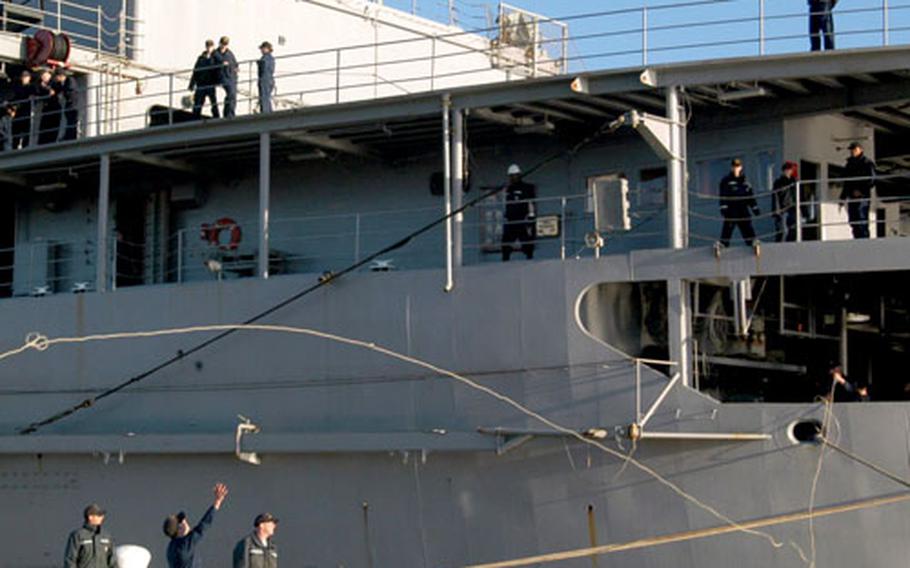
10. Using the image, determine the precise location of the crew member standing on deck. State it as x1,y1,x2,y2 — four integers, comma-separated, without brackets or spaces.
1,104,16,152
54,67,79,141
190,39,220,119
35,68,58,145
233,513,279,568
809,0,837,51
841,142,875,239
213,36,239,118
163,483,229,568
501,164,537,261
718,158,759,247
64,503,118,568
11,70,33,149
772,161,799,242
257,41,275,114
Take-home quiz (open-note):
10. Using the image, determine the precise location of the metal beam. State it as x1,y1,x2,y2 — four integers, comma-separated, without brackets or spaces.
0,172,27,186
277,130,377,158
472,108,536,127
96,154,111,293
513,103,585,123
646,45,910,87
115,151,196,173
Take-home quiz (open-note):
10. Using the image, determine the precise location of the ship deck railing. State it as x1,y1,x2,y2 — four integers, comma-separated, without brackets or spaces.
2,174,909,298
2,0,909,143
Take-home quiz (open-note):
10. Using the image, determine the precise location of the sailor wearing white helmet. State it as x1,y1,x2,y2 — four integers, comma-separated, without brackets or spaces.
501,164,537,261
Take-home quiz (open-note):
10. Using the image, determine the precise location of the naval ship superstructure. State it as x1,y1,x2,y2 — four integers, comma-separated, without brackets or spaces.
1,0,910,566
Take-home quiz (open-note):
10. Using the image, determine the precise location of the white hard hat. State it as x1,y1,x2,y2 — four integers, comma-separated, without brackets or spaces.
507,164,522,175
115,545,151,568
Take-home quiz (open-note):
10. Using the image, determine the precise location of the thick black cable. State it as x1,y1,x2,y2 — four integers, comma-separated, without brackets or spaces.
18,117,621,435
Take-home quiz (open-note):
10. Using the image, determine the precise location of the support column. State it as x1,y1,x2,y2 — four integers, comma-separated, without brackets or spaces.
442,96,454,292
666,86,691,386
450,106,465,268
259,132,271,279
666,85,686,249
96,154,111,292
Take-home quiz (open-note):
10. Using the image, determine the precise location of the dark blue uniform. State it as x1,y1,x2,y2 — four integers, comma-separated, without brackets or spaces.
809,0,836,51
54,76,79,141
166,506,216,568
257,53,275,113
190,52,220,118
501,180,537,261
11,79,33,148
772,174,798,242
718,173,758,246
213,48,239,118
842,153,875,239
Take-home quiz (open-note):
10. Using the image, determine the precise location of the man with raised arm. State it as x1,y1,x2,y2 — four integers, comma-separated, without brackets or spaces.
163,483,229,568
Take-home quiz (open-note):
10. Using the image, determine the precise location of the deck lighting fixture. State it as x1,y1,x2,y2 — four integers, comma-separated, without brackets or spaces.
717,86,768,103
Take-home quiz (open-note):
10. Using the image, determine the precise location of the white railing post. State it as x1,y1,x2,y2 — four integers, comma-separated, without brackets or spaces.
119,0,127,56
442,95,454,292
758,0,765,55
795,181,802,242
176,229,184,283
430,38,437,91
96,8,102,55
354,214,362,263
335,49,342,104
642,6,648,65
248,61,254,114
635,359,642,423
96,154,111,293
883,0,890,45
56,1,62,33
559,197,567,260
168,73,174,125
259,132,271,279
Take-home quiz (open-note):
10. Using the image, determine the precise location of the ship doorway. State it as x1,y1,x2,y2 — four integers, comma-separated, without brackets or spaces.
0,197,14,298
114,194,147,288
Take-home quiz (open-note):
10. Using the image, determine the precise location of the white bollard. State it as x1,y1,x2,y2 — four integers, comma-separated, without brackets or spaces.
115,545,152,568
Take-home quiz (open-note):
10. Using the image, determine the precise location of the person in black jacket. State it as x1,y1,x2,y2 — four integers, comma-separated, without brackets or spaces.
35,69,59,145
233,513,279,568
842,142,875,239
501,163,537,261
257,41,275,114
718,158,759,247
213,36,239,118
809,0,837,51
64,503,118,568
11,70,33,149
772,161,799,242
53,67,79,141
0,104,16,152
163,483,229,568
189,39,220,119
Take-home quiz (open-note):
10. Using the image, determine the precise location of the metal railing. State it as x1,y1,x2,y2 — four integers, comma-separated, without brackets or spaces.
1,0,908,150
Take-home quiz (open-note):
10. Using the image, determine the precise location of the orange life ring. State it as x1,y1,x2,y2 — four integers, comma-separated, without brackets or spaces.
201,217,242,250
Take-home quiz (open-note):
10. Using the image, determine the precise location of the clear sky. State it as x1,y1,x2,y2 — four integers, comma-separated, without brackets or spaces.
381,0,909,71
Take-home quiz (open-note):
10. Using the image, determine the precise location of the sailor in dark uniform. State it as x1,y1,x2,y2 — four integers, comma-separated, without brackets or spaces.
35,69,59,145
64,504,118,568
809,0,837,51
11,69,33,149
772,161,799,242
189,39,219,119
501,163,537,261
718,158,759,247
257,41,275,114
213,36,239,118
842,142,875,239
53,67,79,141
